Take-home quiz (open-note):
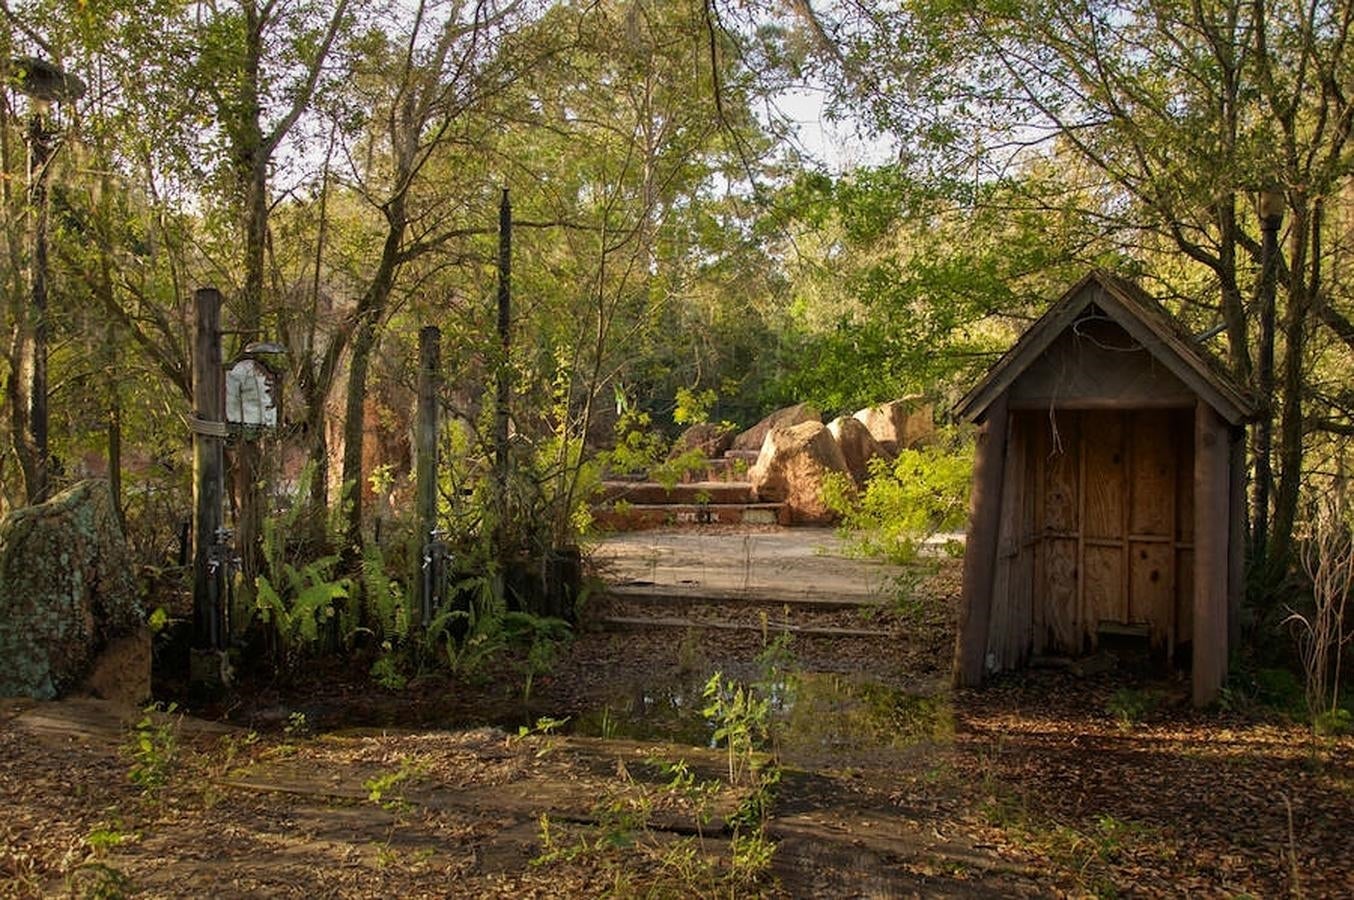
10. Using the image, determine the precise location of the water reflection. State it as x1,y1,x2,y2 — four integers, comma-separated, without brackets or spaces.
567,672,953,757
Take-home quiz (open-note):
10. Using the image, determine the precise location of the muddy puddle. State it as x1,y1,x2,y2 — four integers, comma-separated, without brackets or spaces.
562,671,953,766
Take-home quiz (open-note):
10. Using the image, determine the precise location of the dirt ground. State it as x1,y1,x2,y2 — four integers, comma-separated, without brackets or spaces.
2,526,1351,897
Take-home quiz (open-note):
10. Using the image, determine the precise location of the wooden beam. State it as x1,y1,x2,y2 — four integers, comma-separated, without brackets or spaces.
1227,425,1246,654
192,287,225,653
954,390,1010,687
414,325,440,625
1193,400,1230,706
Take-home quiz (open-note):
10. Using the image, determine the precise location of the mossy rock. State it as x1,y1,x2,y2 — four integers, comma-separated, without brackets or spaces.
0,480,141,699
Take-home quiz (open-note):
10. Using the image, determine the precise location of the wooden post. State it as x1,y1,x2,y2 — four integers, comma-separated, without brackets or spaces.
954,391,1010,687
192,287,226,653
494,189,512,555
1193,400,1230,706
414,325,440,619
1227,425,1246,654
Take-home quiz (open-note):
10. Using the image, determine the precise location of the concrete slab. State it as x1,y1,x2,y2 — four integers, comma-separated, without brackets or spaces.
590,527,904,604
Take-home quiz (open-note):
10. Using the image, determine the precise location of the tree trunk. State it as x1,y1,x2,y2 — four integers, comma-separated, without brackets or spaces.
1270,201,1317,567
340,201,406,558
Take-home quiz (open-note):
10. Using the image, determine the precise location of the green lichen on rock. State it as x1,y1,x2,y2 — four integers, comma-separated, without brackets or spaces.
0,480,141,699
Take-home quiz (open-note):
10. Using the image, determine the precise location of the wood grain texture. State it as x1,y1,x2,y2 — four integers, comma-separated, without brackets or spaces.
954,392,1010,687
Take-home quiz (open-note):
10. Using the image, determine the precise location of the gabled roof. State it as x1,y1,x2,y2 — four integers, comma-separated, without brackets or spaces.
955,270,1256,425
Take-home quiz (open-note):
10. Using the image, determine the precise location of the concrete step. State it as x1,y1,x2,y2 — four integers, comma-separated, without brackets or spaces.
597,615,891,639
592,501,790,531
597,480,756,505
605,584,885,611
676,457,751,484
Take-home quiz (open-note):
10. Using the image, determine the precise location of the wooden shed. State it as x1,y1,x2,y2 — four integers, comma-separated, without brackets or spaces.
952,271,1255,705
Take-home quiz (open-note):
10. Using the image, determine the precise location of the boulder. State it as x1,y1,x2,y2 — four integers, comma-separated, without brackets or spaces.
828,415,893,486
668,422,737,460
0,480,143,700
749,421,850,524
732,402,821,452
852,397,934,452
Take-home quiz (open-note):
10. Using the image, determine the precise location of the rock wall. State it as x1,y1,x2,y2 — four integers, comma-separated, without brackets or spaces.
0,480,142,699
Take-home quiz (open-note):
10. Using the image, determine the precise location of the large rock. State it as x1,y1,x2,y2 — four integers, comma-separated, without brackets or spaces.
828,416,893,487
852,397,934,453
0,480,143,700
749,421,850,524
732,402,821,452
668,422,737,460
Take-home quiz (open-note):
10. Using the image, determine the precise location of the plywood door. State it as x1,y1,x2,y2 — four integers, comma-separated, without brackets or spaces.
1082,411,1127,637
1025,409,1191,658
1127,410,1177,651
1035,411,1082,653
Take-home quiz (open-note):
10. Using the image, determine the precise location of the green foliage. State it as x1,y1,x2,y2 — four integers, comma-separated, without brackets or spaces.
600,408,668,478
359,543,411,645
125,703,179,795
247,464,352,668
702,673,771,787
254,556,349,661
824,436,974,566
673,387,717,426
1104,688,1161,730
1314,707,1352,737
363,757,428,812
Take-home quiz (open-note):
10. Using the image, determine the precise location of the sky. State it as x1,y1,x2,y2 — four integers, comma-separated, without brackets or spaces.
773,85,896,173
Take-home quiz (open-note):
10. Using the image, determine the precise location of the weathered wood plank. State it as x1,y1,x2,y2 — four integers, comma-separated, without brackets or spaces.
1130,410,1176,537
1041,412,1080,534
955,392,1010,687
1193,401,1230,706
1084,544,1124,635
1082,411,1126,539
1042,538,1080,653
1129,541,1175,651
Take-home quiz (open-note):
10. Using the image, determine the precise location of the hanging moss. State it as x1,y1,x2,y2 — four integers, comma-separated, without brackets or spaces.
0,480,141,698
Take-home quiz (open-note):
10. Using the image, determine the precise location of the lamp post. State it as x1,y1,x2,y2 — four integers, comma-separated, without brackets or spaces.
1253,187,1284,558
11,56,85,503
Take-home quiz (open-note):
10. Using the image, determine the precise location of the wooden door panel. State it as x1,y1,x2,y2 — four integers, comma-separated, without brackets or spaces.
1082,411,1126,539
1084,544,1125,628
1129,410,1175,537
1129,541,1175,636
1041,537,1080,652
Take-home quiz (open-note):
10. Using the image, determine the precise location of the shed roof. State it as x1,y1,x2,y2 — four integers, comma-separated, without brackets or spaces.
955,270,1256,426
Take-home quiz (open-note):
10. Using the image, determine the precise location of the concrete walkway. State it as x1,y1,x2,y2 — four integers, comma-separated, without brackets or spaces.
590,527,929,605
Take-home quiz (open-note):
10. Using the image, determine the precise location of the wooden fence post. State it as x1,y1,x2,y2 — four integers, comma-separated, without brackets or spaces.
192,287,226,658
414,325,440,620
1194,400,1230,706
954,391,1010,687
494,188,512,557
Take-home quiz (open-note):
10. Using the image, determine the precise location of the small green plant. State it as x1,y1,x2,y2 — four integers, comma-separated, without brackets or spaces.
283,711,311,738
1314,707,1352,736
126,703,180,795
84,822,134,855
702,673,771,786
516,715,570,740
1104,687,1160,729
370,646,407,690
363,757,428,811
